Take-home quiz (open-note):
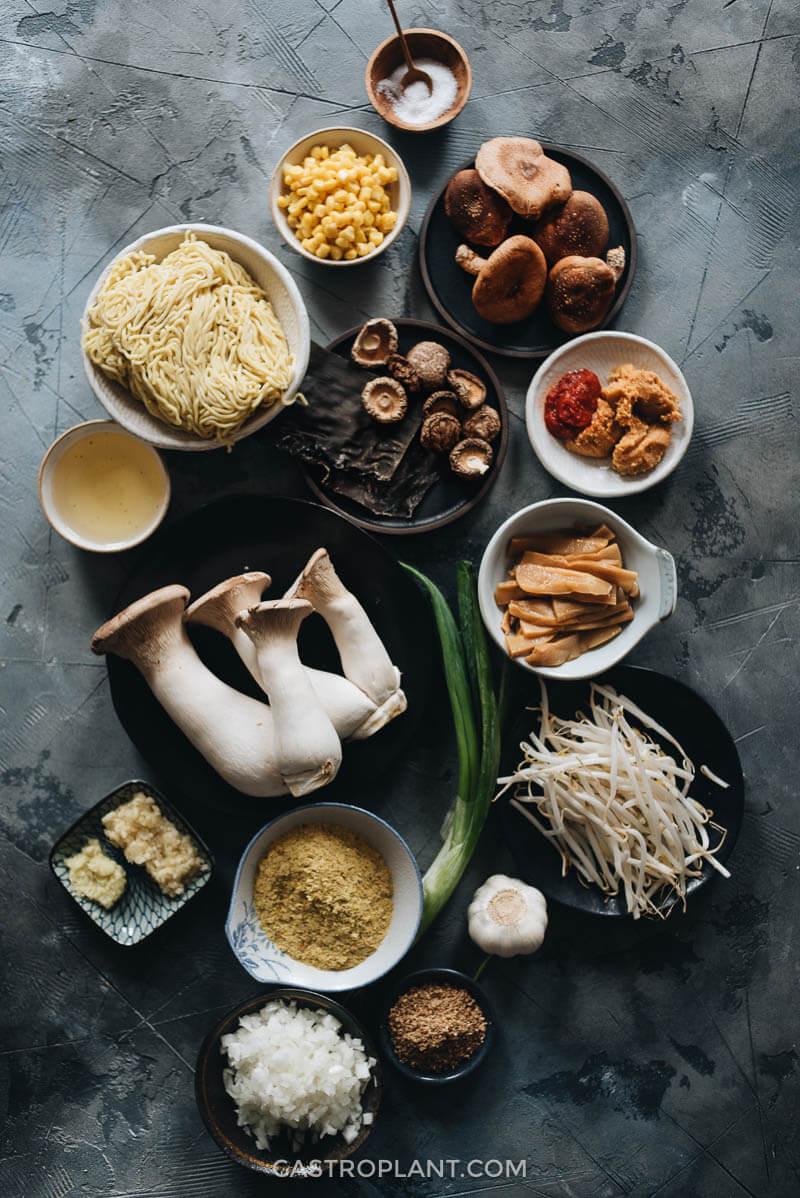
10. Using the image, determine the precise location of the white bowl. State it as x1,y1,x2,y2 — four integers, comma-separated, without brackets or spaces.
38,419,170,552
526,331,694,497
81,223,310,452
226,802,423,992
478,498,677,681
269,126,411,266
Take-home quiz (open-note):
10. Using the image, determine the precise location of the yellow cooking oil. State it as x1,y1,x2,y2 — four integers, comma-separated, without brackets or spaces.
51,430,166,544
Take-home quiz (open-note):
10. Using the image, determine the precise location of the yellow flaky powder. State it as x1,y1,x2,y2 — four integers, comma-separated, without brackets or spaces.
254,823,394,971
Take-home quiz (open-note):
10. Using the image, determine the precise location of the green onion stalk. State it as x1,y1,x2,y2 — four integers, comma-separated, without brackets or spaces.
402,561,507,939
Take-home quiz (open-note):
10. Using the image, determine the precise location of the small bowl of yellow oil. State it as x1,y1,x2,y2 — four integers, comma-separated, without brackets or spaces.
39,420,170,552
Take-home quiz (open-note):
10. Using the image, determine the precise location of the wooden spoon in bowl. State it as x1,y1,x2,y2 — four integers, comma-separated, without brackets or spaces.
386,0,433,93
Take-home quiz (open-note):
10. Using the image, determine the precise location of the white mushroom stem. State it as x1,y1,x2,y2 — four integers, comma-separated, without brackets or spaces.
284,548,407,733
91,586,285,798
455,244,487,276
185,572,379,740
237,600,343,797
606,245,626,281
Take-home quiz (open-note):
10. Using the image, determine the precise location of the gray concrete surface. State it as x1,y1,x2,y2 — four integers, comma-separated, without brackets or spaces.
1,2,799,1195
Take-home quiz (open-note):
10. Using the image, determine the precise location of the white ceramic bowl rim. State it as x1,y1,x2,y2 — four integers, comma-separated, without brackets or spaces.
38,418,170,552
226,801,423,990
81,222,311,451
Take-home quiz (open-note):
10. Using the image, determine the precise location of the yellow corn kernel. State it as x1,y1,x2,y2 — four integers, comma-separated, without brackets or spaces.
363,210,375,227
344,248,357,260
369,229,384,246
357,241,373,257
330,245,343,261
316,242,331,259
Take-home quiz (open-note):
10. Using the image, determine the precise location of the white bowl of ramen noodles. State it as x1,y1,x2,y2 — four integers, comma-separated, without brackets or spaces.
81,224,310,452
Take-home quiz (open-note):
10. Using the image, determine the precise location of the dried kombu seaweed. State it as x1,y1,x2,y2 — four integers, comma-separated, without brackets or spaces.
326,441,442,518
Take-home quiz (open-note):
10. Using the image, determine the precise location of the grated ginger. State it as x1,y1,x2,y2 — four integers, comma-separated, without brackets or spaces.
102,792,202,898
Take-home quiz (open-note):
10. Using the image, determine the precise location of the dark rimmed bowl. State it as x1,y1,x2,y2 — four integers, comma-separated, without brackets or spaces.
195,988,382,1178
379,968,495,1084
49,778,213,946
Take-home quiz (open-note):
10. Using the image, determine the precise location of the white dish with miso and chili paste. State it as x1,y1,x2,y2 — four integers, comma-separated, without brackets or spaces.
526,331,694,498
477,498,677,680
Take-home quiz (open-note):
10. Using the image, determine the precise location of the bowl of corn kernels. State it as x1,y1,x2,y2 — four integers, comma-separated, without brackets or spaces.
269,127,411,266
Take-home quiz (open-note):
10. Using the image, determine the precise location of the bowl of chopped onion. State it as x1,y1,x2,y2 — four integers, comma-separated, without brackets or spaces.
478,497,677,679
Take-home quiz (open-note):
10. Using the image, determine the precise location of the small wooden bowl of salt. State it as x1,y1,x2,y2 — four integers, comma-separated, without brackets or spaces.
366,29,472,132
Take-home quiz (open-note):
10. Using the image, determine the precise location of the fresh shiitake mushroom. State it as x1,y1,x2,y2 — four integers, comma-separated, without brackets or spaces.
444,168,512,247
406,341,452,390
475,137,572,220
361,376,408,423
422,390,461,419
450,437,494,478
386,353,423,393
463,405,501,442
350,318,398,367
456,236,547,324
420,411,462,453
546,246,626,334
532,191,609,265
447,368,487,410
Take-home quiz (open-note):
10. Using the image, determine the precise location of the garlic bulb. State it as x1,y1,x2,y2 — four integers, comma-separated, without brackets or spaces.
467,874,548,957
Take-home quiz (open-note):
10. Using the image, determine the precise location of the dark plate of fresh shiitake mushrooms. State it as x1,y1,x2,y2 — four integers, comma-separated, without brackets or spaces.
419,139,637,359
301,318,508,534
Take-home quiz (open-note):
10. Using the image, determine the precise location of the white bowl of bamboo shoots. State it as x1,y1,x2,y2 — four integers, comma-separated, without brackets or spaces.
478,498,677,680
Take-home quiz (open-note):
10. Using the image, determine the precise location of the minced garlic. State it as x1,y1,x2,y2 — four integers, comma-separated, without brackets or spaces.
65,838,126,908
102,792,202,898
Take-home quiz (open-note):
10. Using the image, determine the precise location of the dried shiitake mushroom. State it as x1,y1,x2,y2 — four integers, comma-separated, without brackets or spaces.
386,353,423,393
475,137,572,220
456,236,547,324
406,341,451,390
532,191,609,265
444,168,512,247
546,247,626,334
423,390,461,419
450,437,494,478
361,376,408,423
351,318,398,367
463,405,501,442
447,368,487,410
421,411,462,453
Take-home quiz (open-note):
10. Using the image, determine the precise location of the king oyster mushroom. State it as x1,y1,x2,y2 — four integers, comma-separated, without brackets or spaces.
450,437,494,478
447,368,487,411
351,317,398,367
361,376,408,423
420,411,462,453
475,137,572,219
546,246,626,334
456,236,547,324
532,190,609,265
422,390,461,419
406,341,451,390
463,405,501,442
444,168,512,247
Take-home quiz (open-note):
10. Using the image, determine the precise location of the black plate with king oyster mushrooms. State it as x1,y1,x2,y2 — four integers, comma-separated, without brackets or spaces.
300,319,508,535
419,144,637,360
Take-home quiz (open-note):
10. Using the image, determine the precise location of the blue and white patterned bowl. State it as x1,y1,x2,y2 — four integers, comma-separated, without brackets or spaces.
226,802,423,992
50,779,213,946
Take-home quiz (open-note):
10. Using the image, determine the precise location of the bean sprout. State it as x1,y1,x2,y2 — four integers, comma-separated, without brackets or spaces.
497,681,731,919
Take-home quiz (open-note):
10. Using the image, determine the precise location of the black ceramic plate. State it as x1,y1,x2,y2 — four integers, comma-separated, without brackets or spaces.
104,495,433,814
302,319,508,535
195,988,382,1177
499,666,744,917
419,145,637,359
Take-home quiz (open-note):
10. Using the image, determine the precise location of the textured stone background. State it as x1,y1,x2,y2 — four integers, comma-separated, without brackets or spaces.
1,1,799,1195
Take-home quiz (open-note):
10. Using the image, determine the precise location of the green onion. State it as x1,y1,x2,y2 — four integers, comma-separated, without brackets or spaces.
403,561,504,937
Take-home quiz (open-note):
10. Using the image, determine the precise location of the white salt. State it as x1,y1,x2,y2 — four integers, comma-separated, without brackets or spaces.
376,58,459,126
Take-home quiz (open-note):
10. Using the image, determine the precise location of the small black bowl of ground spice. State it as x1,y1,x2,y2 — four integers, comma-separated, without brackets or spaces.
380,968,494,1084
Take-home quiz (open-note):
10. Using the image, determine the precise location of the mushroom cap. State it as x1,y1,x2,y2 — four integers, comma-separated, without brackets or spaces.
406,341,451,389
422,390,461,419
184,572,270,633
444,168,512,247
532,191,609,265
91,584,190,662
447,368,487,410
351,318,398,367
386,353,423,393
546,255,618,334
475,137,572,219
449,437,494,478
470,235,547,324
463,405,501,442
361,376,408,423
420,411,462,453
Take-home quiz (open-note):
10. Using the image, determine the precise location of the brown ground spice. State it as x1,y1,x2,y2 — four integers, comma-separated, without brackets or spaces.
388,983,487,1072
253,823,393,971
